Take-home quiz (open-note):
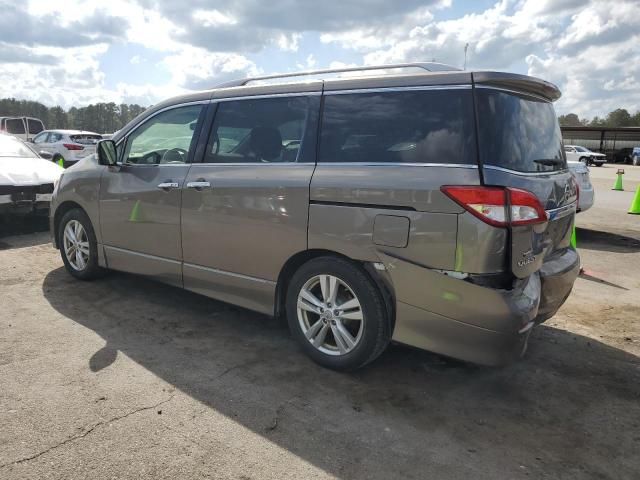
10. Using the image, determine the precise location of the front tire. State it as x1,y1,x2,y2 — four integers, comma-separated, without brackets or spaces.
58,208,104,280
286,256,390,371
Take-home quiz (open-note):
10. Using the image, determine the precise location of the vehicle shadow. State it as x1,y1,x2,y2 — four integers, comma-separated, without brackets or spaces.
576,227,640,253
0,214,50,249
41,267,640,479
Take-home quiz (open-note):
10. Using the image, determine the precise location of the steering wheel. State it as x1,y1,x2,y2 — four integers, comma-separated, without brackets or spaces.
160,148,188,164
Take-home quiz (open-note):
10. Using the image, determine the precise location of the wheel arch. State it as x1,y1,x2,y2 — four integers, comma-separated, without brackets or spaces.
274,249,396,332
53,201,88,249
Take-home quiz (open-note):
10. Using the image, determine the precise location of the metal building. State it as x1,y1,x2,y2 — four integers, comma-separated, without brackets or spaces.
561,126,640,162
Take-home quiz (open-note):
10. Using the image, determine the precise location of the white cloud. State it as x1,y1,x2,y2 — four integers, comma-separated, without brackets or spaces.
1,0,639,119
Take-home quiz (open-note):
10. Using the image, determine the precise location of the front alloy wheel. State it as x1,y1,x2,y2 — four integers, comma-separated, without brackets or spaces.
63,219,90,271
297,274,364,356
58,208,104,280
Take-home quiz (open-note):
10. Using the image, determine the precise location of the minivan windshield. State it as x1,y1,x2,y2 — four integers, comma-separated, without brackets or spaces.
476,89,566,173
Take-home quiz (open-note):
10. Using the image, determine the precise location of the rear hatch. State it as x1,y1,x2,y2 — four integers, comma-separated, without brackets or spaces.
70,134,101,157
473,75,577,278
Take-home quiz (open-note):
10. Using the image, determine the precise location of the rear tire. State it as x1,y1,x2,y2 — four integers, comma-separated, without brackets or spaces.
286,256,390,371
579,156,589,166
58,208,104,280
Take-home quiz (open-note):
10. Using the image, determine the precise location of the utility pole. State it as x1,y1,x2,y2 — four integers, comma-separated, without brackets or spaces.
464,43,469,70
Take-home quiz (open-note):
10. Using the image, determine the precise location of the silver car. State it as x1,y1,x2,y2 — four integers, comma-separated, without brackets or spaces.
50,63,580,370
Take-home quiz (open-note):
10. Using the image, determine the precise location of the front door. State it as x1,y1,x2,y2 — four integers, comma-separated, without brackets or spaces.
181,93,320,314
99,103,205,286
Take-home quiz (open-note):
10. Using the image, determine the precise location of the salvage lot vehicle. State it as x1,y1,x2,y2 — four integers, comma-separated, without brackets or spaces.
50,63,580,371
564,145,606,166
31,129,102,168
567,160,594,212
0,134,63,215
0,116,45,141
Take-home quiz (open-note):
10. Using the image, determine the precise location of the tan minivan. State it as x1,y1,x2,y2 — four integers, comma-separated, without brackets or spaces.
50,63,580,370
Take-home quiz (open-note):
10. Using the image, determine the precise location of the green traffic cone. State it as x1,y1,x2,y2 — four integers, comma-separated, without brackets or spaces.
129,200,141,222
570,225,577,248
629,185,640,215
612,173,624,191
57,157,64,168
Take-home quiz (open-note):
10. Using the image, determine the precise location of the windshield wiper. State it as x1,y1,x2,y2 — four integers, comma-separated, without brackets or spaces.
533,158,564,166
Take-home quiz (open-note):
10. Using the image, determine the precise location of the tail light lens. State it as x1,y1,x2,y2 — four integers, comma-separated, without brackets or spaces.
441,186,548,227
63,143,84,151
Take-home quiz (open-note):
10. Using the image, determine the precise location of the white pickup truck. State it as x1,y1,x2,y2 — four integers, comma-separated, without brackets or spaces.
564,145,606,167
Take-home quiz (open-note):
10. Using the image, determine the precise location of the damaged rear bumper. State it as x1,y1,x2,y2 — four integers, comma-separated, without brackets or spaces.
379,248,580,366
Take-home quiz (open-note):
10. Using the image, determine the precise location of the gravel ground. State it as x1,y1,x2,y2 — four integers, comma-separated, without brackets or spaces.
0,170,639,480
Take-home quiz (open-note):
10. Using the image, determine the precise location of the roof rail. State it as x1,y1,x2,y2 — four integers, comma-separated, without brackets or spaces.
214,62,461,89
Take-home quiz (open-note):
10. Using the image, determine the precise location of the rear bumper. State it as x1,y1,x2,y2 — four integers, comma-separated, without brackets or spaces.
577,186,594,212
384,248,580,366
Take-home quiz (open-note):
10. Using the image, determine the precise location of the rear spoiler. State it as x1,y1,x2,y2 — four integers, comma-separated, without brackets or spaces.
472,71,561,102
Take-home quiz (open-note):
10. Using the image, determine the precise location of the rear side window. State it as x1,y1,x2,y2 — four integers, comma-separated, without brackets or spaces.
6,119,25,135
319,89,477,165
28,119,44,134
476,89,566,173
205,96,319,164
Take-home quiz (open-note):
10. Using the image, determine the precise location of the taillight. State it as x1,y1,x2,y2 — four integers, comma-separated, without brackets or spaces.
63,143,84,151
441,186,548,227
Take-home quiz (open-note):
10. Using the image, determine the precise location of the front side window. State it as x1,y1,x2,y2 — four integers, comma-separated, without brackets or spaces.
205,96,318,163
123,105,203,165
319,89,477,165
6,119,25,135
33,132,49,144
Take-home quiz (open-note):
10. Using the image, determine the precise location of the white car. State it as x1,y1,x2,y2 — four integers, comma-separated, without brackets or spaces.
564,145,606,167
0,116,46,142
0,135,63,215
31,129,102,168
567,160,594,213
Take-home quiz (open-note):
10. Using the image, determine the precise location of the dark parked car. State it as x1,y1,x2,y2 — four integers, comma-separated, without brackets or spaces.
612,147,634,164
50,63,580,371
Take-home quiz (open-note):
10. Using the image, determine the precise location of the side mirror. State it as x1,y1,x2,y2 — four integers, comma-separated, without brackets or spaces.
97,140,118,166
38,150,53,160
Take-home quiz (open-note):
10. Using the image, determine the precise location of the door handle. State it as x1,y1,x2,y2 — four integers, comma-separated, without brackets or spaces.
157,181,180,190
186,181,211,189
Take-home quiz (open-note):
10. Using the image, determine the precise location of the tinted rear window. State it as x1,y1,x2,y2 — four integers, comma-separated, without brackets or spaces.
319,89,477,165
70,134,102,145
6,119,25,135
476,89,566,173
28,119,44,134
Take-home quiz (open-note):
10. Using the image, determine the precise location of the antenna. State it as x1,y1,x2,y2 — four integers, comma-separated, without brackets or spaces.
463,43,469,70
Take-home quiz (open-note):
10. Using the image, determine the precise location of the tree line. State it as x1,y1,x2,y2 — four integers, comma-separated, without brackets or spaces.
0,98,148,134
2,96,640,133
558,108,640,128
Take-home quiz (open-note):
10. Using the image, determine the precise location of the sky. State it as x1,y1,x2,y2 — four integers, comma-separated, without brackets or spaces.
0,0,638,118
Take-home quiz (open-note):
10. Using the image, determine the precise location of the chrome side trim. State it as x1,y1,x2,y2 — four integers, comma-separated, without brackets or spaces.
193,162,315,167
316,162,479,168
214,91,322,102
184,262,276,285
483,164,569,177
103,245,182,264
325,85,471,96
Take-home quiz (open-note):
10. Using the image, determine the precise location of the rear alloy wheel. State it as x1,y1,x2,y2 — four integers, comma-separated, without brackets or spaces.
297,274,364,356
58,208,104,280
286,256,390,370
